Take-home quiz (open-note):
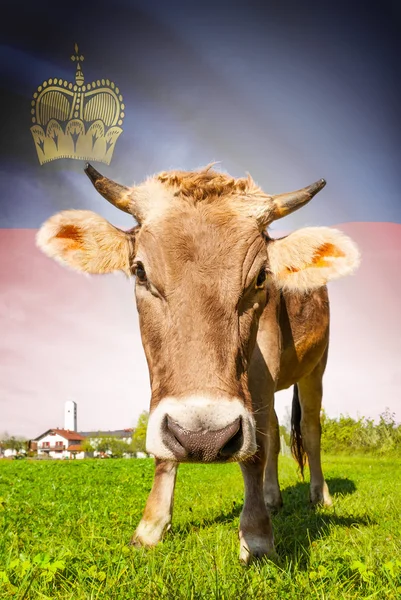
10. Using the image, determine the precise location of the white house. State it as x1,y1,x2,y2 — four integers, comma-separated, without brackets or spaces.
33,428,87,459
78,429,134,457
3,448,18,458
29,402,139,459
31,428,137,459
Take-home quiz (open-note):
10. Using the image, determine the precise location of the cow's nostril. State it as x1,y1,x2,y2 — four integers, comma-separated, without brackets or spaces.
161,416,188,461
166,416,189,449
162,415,242,462
219,420,243,458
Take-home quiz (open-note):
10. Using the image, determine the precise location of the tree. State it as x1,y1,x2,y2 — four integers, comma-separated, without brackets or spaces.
130,411,149,454
108,437,130,458
279,425,291,448
282,405,292,433
94,435,113,455
81,438,95,453
1,435,27,453
89,434,130,458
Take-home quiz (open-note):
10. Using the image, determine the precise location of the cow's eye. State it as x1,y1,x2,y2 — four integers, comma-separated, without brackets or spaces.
256,268,266,288
135,262,147,284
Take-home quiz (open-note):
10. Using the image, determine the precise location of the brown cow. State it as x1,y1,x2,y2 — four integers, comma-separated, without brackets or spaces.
37,164,360,563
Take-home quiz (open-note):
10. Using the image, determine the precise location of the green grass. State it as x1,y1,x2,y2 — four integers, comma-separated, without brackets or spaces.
0,455,400,599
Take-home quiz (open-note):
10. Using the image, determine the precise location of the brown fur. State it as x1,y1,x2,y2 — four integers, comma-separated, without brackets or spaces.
55,224,83,248
134,204,266,408
282,243,346,274
156,165,258,201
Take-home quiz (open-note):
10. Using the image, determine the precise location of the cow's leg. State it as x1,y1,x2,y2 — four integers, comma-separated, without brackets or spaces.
131,459,178,547
263,404,283,510
239,440,275,564
297,361,332,507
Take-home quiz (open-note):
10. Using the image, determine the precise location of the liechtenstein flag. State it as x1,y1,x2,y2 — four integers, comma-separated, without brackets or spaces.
1,0,400,438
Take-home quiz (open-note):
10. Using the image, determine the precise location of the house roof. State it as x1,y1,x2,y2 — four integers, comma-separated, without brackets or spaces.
68,444,84,452
34,429,86,442
78,429,133,438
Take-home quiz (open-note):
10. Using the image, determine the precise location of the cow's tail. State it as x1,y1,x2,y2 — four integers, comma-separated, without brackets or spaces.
290,384,306,480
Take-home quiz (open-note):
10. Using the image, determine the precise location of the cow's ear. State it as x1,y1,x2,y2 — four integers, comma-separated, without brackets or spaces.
36,210,137,275
267,227,360,291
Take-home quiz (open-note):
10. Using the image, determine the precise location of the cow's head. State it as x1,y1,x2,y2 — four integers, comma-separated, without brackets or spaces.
37,165,360,463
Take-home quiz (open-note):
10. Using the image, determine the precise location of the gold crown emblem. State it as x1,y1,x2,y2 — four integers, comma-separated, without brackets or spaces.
30,44,125,165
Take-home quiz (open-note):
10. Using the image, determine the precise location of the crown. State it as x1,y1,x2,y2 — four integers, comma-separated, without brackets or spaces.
30,44,125,165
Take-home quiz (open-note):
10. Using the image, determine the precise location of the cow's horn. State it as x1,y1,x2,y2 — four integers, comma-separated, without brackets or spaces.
84,163,142,219
270,178,326,221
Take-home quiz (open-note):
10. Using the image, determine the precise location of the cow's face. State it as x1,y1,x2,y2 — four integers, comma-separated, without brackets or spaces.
37,165,360,463
133,204,268,462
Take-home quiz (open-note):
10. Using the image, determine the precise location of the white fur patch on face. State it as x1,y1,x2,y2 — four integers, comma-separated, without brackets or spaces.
132,179,175,223
146,396,256,462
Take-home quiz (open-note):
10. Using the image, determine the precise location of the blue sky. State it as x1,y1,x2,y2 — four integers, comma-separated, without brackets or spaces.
0,0,400,229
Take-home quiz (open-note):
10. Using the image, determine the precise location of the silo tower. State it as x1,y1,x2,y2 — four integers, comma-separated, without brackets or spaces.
65,400,77,431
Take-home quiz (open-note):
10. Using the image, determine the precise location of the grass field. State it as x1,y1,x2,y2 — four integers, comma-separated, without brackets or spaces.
0,455,400,599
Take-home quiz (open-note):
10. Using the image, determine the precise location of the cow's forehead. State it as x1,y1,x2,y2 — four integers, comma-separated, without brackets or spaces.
136,200,265,269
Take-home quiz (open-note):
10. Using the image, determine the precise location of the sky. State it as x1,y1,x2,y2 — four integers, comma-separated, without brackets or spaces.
0,0,400,438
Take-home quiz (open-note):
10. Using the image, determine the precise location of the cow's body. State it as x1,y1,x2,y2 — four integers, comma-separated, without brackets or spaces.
37,164,359,563
133,284,331,560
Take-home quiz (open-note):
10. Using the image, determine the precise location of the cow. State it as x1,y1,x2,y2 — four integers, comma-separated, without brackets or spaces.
36,163,360,563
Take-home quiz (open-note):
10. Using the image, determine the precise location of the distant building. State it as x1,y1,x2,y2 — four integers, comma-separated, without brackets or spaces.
28,402,137,459
2,400,140,461
0,439,27,459
33,429,87,459
64,400,77,432
3,448,18,458
29,427,136,459
79,429,133,445
79,429,133,457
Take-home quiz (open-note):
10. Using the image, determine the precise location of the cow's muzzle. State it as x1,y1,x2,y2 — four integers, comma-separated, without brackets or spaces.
162,415,243,462
145,396,257,463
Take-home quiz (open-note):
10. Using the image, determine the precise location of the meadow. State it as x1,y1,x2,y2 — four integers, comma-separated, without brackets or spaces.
0,455,400,599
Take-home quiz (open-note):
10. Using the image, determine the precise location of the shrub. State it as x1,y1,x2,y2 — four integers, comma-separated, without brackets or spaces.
321,408,401,455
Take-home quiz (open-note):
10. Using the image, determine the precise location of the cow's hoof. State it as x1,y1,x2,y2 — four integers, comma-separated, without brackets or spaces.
130,520,169,548
310,481,333,507
129,535,146,548
239,532,275,565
